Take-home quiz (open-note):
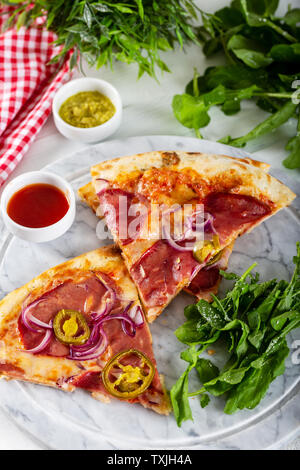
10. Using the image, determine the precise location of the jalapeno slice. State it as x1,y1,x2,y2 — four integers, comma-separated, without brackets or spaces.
53,309,90,345
205,249,223,266
193,234,220,263
102,349,155,399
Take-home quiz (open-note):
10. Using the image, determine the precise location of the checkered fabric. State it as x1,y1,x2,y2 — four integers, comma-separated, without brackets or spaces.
0,12,73,186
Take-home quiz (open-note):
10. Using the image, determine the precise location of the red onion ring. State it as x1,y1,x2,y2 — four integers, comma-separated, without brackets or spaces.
68,326,108,361
128,305,144,327
122,211,147,245
23,322,53,354
121,320,135,337
96,178,110,196
191,264,202,279
119,302,135,336
21,298,52,332
161,206,195,252
162,224,193,252
99,312,136,335
161,205,181,218
21,283,65,332
70,303,139,359
96,274,117,306
89,275,117,322
70,323,100,352
162,210,216,252
90,303,109,322
21,275,143,361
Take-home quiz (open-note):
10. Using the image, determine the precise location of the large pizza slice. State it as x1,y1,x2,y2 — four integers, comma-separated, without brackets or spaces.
79,151,295,322
0,246,170,415
78,183,233,303
78,158,270,305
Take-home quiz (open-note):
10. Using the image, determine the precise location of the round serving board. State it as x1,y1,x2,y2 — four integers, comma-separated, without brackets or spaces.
0,136,299,450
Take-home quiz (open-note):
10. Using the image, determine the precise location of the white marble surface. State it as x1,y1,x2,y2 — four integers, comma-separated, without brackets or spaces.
0,136,299,451
0,0,299,450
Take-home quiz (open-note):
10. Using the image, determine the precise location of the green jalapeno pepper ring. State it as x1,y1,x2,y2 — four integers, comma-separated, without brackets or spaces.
53,309,90,345
102,349,155,399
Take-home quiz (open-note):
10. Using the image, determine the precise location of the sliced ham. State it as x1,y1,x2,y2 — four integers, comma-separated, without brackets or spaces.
96,187,273,320
98,188,148,246
130,240,200,309
17,273,168,412
185,242,234,301
18,276,112,357
204,192,271,243
188,266,220,294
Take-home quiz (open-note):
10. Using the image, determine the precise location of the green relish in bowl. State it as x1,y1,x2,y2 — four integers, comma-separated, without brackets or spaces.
59,91,116,128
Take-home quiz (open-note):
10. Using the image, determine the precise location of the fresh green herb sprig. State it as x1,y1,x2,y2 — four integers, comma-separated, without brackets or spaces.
172,0,300,169
171,242,300,427
1,0,199,78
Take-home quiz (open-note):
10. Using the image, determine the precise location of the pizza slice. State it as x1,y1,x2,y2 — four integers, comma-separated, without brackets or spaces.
182,159,270,302
78,157,270,306
79,183,232,303
0,246,170,415
80,151,295,323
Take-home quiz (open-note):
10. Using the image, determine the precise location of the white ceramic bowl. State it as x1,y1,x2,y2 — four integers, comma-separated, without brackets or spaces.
0,171,76,243
52,77,122,143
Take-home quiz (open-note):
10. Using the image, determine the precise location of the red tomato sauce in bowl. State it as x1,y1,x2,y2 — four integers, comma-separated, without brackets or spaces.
7,183,69,228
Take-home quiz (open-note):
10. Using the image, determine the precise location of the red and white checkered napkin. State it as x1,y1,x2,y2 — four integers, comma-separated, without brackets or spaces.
0,16,73,186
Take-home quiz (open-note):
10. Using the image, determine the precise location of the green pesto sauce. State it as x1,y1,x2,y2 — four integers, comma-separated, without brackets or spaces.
59,91,116,128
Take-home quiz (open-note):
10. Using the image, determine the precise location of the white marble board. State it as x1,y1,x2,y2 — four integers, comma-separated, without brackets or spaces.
0,136,299,450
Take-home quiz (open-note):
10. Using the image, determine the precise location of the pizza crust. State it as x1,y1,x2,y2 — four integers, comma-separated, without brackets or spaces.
79,153,272,218
90,151,294,210
78,181,101,214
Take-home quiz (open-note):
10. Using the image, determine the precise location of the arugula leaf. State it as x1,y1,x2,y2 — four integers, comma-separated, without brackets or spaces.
200,394,210,408
204,366,250,396
248,326,266,350
221,85,259,115
284,136,300,169
223,320,250,358
172,94,211,132
282,9,300,29
220,101,297,148
170,366,193,427
224,344,289,414
283,113,300,169
170,345,201,426
186,65,267,93
214,6,244,29
219,270,239,280
170,243,300,424
258,0,279,16
271,311,300,331
196,300,227,329
227,34,273,69
195,358,220,383
184,304,200,319
175,318,211,345
239,0,297,43
232,0,279,16
174,83,259,134
270,44,300,63
173,0,300,169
